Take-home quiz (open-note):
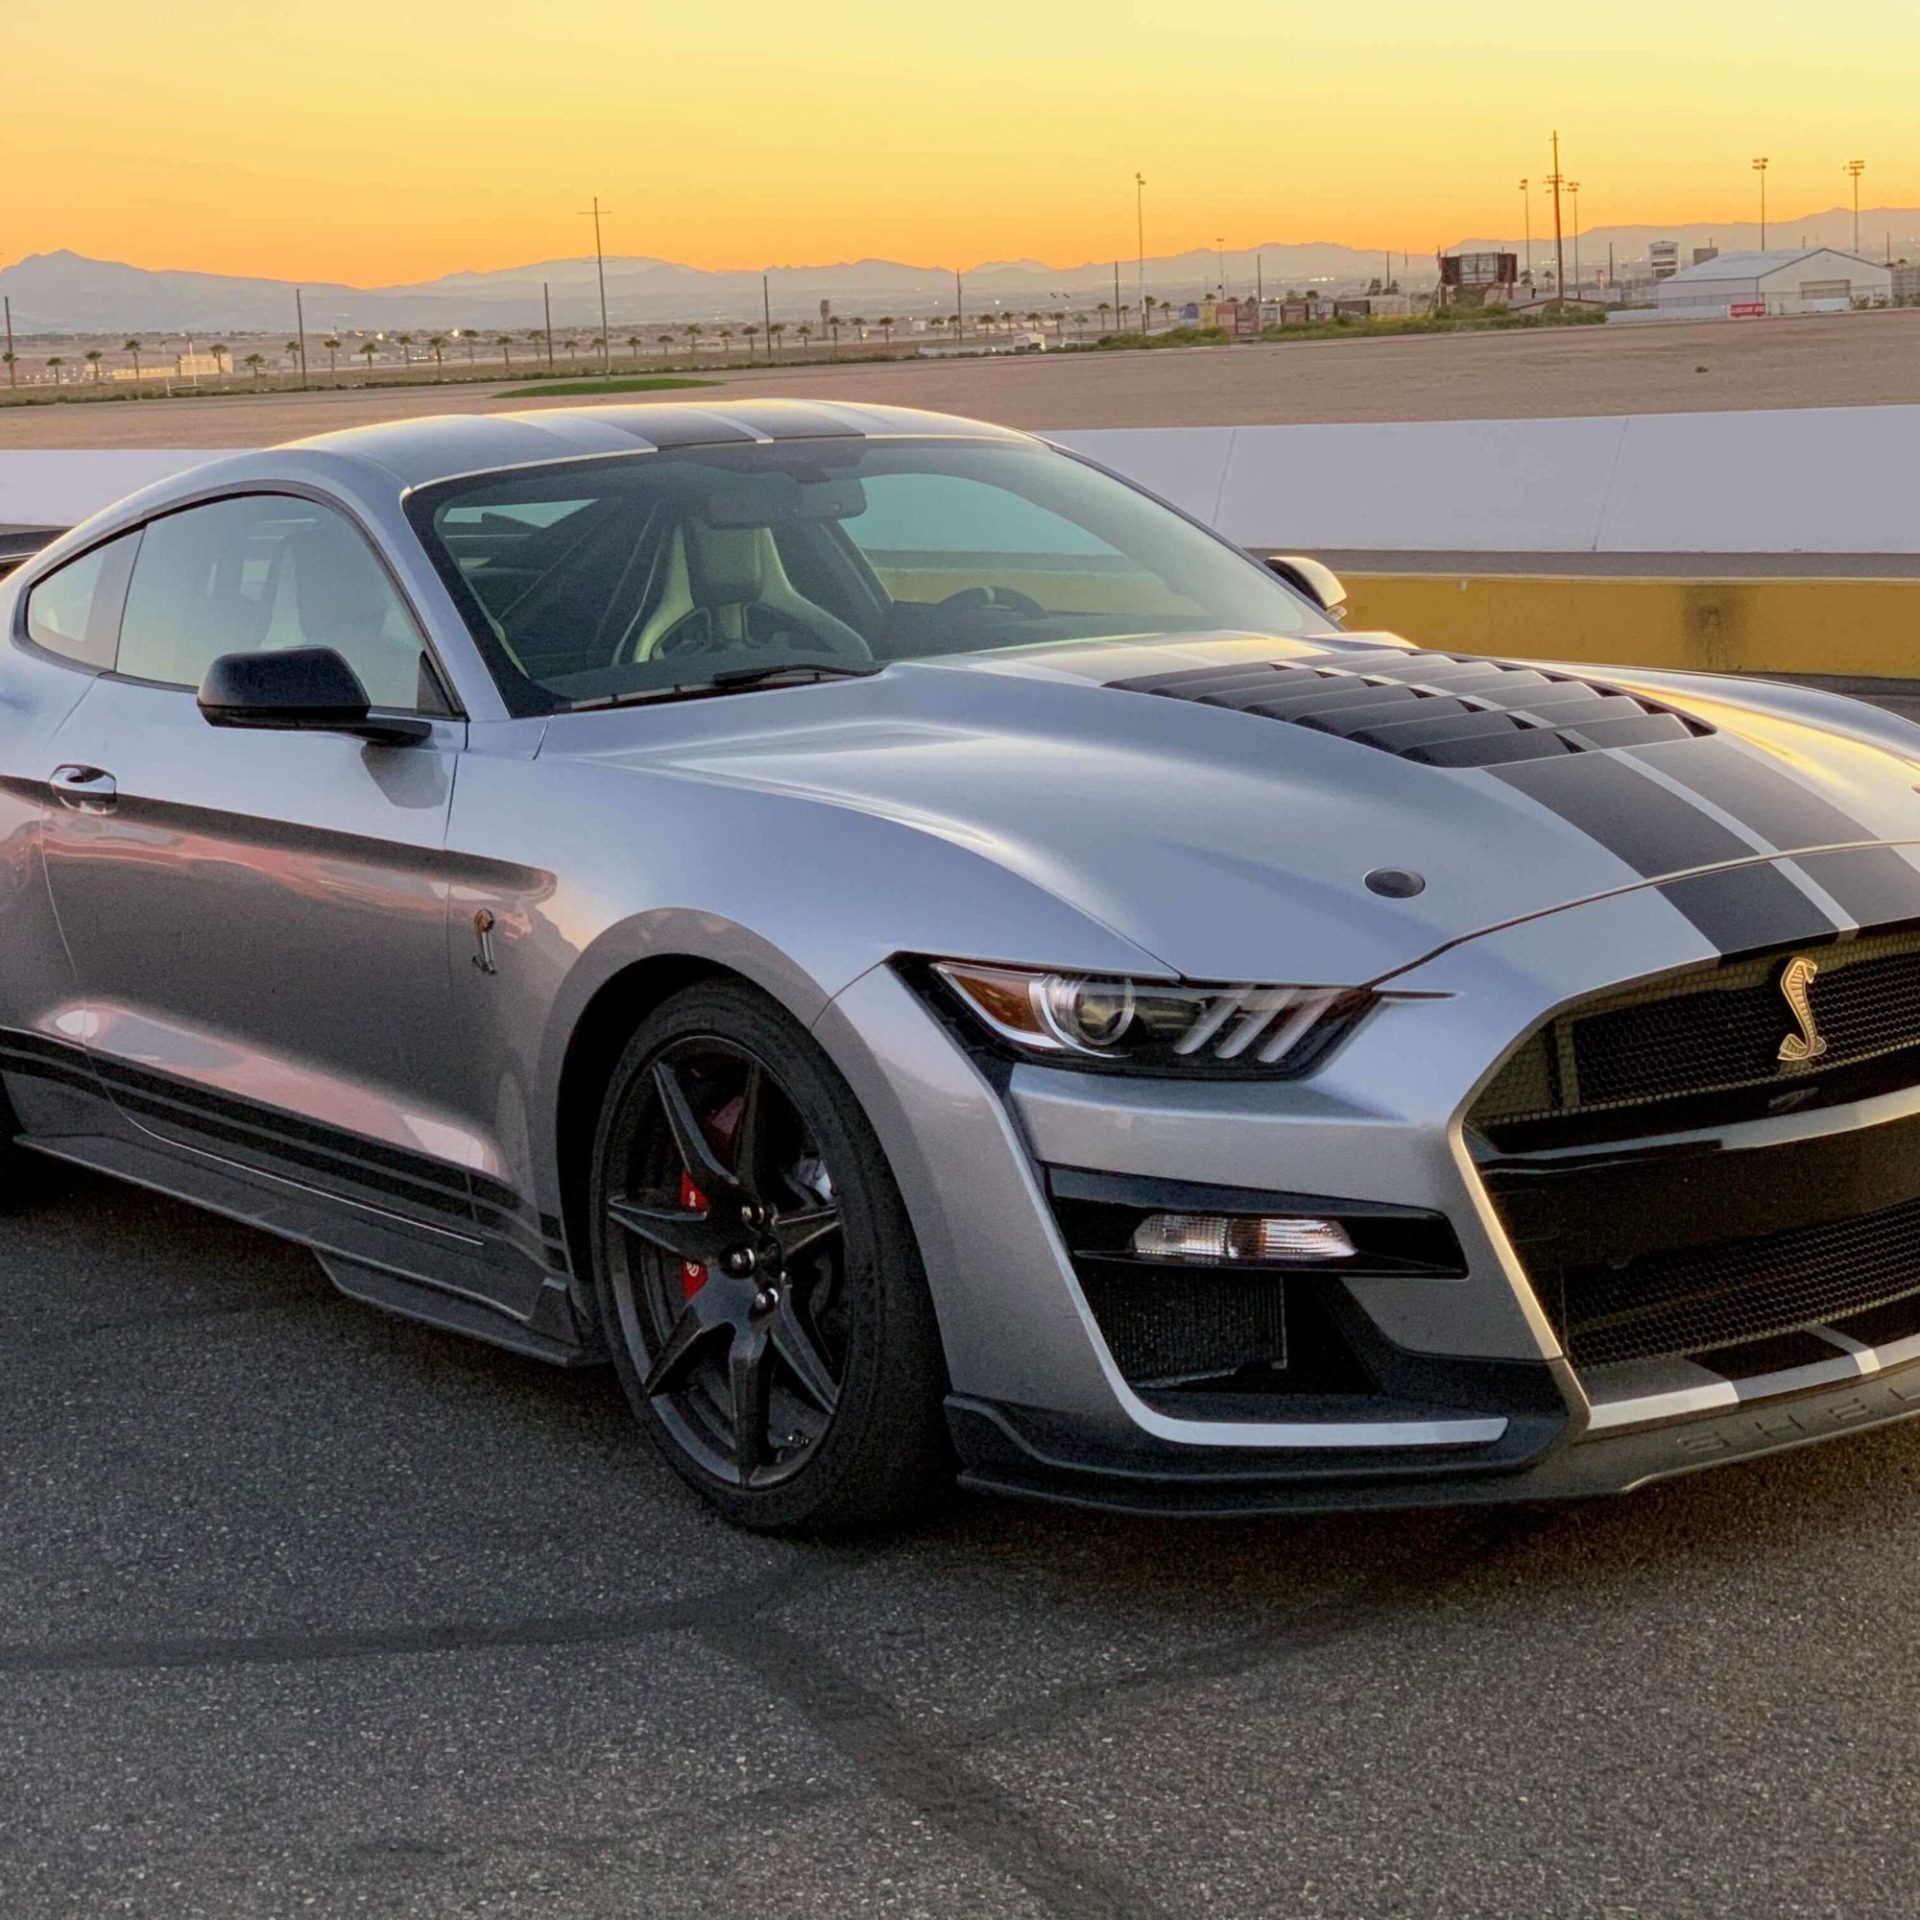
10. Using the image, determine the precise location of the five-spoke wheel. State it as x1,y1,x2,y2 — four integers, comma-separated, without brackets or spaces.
589,980,948,1530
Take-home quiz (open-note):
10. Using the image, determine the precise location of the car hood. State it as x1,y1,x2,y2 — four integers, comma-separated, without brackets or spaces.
577,632,1920,984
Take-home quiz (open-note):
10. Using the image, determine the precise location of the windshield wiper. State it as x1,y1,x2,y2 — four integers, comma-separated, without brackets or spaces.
563,660,881,714
708,661,881,690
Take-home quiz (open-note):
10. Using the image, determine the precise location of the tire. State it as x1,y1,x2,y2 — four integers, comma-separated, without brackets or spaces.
588,978,951,1532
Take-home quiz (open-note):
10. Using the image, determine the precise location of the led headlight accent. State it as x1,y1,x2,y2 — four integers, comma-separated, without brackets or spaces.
930,963,1375,1076
1131,1212,1357,1265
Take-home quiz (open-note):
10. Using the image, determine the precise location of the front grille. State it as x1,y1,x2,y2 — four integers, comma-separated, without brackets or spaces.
1110,650,1710,770
1474,925,1920,1147
1550,1191,1920,1370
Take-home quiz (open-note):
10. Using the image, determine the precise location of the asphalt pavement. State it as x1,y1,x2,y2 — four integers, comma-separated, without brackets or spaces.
8,1157,1920,1919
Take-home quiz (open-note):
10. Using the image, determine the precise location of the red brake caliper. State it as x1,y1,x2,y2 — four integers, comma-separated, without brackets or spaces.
678,1171,709,1298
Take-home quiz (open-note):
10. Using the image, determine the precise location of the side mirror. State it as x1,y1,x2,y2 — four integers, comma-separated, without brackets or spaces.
1263,554,1348,624
198,647,430,746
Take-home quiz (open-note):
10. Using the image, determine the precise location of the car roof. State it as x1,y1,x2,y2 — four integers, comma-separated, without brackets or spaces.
282,398,1035,489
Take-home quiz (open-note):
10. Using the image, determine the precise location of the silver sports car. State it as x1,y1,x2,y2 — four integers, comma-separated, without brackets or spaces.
8,399,1920,1529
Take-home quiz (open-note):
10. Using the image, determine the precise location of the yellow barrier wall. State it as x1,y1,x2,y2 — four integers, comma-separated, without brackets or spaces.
1343,575,1919,679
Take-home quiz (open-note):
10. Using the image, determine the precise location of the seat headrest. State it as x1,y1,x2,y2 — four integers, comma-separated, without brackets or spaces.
683,522,768,605
283,527,396,654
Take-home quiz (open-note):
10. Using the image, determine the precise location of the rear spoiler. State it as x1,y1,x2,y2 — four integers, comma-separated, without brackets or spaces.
0,528,63,582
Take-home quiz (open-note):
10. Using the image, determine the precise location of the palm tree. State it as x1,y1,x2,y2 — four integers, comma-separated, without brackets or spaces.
84,349,104,383
946,311,962,339
323,337,342,380
124,338,143,378
463,332,479,368
427,335,448,375
496,334,514,372
525,327,547,370
207,342,229,374
743,323,761,359
625,333,644,366
1051,310,1068,340
562,335,580,366
796,323,813,353
359,341,378,375
243,352,267,386
768,322,787,356
718,327,734,356
657,333,675,356
1072,311,1088,340
682,322,703,354
1096,301,1112,333
395,331,415,369
1024,310,1043,335
875,315,895,344
284,341,301,370
46,356,65,384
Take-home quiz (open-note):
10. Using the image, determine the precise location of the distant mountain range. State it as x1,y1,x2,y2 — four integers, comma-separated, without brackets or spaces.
6,207,1919,335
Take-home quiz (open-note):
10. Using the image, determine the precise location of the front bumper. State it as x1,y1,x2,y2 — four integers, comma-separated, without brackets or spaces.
811,874,1920,1513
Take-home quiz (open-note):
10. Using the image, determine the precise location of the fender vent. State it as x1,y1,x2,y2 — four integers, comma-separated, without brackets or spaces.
1111,651,1712,769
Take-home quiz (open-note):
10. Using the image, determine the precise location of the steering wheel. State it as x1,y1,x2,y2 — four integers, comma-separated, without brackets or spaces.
651,600,873,663
933,585,1048,618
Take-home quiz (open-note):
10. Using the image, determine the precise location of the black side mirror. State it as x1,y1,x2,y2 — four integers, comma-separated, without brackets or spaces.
1263,554,1349,624
198,647,430,745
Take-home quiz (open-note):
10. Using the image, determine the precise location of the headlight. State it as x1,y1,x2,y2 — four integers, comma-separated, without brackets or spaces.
925,961,1376,1076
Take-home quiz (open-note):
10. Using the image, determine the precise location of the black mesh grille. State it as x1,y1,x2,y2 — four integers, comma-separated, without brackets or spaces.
1551,1193,1920,1370
1110,650,1710,770
1474,927,1920,1146
1078,1269,1287,1384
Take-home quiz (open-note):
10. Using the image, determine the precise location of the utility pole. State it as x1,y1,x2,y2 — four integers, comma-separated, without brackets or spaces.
954,266,964,340
1846,160,1866,254
293,287,308,390
542,281,555,371
1519,178,1531,283
1752,157,1769,249
3,296,14,387
1134,172,1147,313
1548,131,1567,304
580,196,612,374
762,274,773,364
1112,260,1121,325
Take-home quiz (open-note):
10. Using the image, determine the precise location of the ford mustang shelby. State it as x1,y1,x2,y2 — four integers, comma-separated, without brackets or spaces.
8,399,1920,1529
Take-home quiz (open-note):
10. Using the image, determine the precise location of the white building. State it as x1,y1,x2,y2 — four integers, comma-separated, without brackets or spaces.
1652,248,1891,318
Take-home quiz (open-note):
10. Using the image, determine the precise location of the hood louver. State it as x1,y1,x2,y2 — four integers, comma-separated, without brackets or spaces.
1111,651,1713,769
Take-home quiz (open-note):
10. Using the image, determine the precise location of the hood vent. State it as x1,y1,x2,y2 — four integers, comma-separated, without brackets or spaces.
1111,651,1713,769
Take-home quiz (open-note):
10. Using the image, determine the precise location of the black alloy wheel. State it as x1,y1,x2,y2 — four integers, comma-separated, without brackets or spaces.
590,980,949,1531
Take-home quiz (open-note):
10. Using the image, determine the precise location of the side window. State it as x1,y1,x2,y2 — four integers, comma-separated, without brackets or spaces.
22,533,141,671
117,495,441,712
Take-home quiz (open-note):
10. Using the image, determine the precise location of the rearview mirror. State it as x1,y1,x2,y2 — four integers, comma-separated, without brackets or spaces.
1263,554,1348,624
198,647,430,746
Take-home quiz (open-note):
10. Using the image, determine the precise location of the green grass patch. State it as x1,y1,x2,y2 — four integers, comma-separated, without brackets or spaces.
494,374,720,398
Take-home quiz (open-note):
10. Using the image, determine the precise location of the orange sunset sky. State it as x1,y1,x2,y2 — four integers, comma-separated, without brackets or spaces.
5,0,1915,284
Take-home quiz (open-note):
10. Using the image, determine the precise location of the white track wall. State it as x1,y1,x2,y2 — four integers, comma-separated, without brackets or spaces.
3,404,1917,554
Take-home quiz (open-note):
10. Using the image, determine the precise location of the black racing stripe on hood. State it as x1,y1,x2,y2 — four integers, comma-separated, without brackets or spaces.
1796,846,1920,929
1657,865,1839,954
1629,736,1872,853
1494,751,1761,879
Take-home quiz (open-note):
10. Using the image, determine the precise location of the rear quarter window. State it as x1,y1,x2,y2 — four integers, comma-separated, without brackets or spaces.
21,532,141,670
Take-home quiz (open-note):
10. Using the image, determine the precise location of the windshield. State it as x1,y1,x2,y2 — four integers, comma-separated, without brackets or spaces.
409,436,1331,714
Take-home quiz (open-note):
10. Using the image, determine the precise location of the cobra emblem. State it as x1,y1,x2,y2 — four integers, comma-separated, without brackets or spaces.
1777,955,1828,1064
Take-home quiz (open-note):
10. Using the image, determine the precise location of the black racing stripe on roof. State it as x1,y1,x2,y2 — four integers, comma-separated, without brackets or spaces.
1656,865,1840,952
1629,735,1873,852
590,407,761,447
1797,846,1920,929
709,401,866,440
1494,751,1760,878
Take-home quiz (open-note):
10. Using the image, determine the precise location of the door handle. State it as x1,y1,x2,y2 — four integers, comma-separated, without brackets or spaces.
49,764,118,813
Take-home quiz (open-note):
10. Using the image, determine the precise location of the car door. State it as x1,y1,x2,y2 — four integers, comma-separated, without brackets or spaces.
38,490,483,1244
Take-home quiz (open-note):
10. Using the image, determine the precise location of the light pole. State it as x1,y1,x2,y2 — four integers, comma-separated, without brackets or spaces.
1752,157,1769,250
1519,178,1531,284
1567,181,1581,293
1547,131,1567,305
580,195,613,374
1846,159,1866,254
1134,173,1147,314
1216,236,1226,295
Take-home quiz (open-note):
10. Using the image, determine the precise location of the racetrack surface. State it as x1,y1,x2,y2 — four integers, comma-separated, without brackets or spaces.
5,306,1920,449
7,1161,1920,1919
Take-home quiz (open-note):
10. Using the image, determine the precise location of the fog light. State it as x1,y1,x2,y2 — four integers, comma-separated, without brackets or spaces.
1131,1212,1356,1265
